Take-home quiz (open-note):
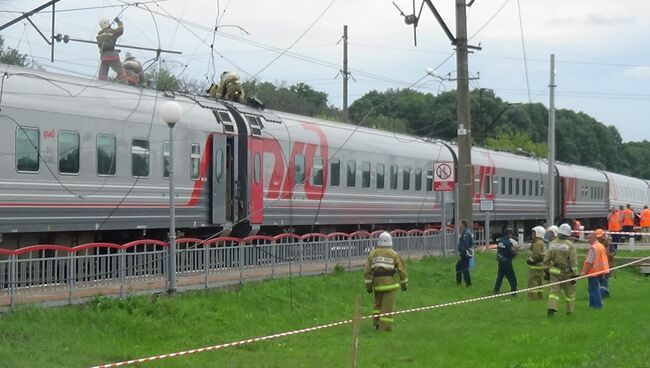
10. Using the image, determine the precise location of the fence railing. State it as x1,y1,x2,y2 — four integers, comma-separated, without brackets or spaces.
0,229,458,308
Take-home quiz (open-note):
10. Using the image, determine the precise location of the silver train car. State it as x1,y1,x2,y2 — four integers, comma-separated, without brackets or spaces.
0,64,648,248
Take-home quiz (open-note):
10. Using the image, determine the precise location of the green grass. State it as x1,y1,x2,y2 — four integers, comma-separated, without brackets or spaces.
1,252,649,368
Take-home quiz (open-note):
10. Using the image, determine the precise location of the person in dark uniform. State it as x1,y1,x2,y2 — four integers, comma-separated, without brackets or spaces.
456,219,473,287
493,228,518,295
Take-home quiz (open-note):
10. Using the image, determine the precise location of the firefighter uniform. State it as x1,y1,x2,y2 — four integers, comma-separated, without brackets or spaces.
215,71,246,103
527,226,546,301
544,224,578,316
123,52,145,87
96,17,127,83
364,232,408,331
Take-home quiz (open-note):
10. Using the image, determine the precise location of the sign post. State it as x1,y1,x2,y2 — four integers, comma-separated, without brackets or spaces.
434,163,456,254
480,200,494,248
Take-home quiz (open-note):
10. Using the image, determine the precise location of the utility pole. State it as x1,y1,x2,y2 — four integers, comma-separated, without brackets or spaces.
342,25,349,123
547,54,556,226
455,0,473,226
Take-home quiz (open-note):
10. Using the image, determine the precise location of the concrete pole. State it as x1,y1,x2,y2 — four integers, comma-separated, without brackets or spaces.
455,0,473,227
167,124,177,293
343,25,349,123
547,54,556,226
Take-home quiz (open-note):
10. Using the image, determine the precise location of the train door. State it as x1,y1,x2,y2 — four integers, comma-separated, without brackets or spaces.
211,133,235,224
249,137,264,224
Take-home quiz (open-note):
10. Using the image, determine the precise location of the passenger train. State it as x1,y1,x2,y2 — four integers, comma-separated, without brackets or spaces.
1,63,649,248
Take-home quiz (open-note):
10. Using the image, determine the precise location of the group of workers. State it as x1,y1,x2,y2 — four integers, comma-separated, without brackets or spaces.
95,17,245,102
607,204,650,244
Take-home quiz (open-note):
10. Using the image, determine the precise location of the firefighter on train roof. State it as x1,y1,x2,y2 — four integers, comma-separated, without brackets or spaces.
209,71,246,103
96,17,127,84
122,52,145,87
363,232,408,331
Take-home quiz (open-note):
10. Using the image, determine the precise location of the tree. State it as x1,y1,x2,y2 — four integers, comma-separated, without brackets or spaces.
486,131,548,158
0,35,41,69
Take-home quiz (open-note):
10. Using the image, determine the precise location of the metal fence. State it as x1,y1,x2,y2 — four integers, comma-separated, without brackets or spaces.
0,229,458,308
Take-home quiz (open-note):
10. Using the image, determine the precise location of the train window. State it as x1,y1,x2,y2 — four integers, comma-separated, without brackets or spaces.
346,160,356,187
485,175,491,195
403,167,411,190
508,178,513,195
97,135,116,176
362,161,371,188
515,179,520,195
390,165,398,190
528,180,533,196
16,127,39,173
522,179,527,196
501,177,506,195
254,153,261,184
132,139,150,177
535,181,539,196
541,182,545,196
163,141,170,178
190,144,201,180
295,154,305,185
426,170,433,192
377,164,385,189
216,149,224,183
58,131,80,174
312,157,323,185
415,168,422,191
330,159,340,186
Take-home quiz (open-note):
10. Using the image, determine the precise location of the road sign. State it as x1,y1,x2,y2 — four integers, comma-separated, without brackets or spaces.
480,199,494,212
433,162,455,191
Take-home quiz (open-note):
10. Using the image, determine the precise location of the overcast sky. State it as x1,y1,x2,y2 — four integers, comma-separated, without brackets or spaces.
1,0,648,142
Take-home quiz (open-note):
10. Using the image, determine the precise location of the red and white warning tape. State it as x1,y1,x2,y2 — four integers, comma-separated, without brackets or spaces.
90,256,650,368
579,230,650,236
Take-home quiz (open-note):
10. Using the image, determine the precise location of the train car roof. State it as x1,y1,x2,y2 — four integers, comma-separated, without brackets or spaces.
272,110,455,161
0,63,225,133
555,162,608,183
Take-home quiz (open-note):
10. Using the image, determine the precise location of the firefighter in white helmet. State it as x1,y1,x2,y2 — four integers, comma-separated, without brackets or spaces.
527,226,547,301
543,223,578,316
96,16,127,83
363,232,408,331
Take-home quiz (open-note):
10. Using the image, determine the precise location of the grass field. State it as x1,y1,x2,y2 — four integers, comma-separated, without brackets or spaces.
0,251,649,368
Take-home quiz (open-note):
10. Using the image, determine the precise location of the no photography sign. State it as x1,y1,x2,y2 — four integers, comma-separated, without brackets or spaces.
433,162,455,191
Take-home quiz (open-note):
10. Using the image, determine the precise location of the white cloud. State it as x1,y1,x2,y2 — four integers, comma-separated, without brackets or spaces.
624,66,650,79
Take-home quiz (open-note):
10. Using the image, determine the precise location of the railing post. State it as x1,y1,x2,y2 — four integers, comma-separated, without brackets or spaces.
325,238,330,274
630,236,635,252
239,243,244,284
406,235,411,260
119,248,125,299
9,254,16,311
271,239,276,279
441,230,446,256
203,241,209,289
299,239,304,277
347,237,353,272
67,253,74,305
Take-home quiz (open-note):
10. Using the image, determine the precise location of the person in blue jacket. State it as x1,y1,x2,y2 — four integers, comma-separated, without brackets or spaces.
493,228,518,295
456,219,473,287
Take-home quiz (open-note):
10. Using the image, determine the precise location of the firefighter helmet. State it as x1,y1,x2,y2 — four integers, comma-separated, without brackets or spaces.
99,17,111,29
558,223,572,237
377,232,393,247
547,225,559,237
532,226,546,239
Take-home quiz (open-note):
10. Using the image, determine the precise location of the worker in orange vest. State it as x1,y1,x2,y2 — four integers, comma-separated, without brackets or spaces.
640,205,650,244
621,204,636,243
581,229,610,309
607,207,622,248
